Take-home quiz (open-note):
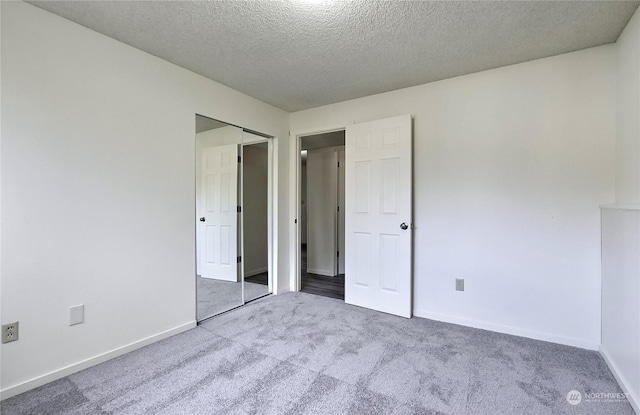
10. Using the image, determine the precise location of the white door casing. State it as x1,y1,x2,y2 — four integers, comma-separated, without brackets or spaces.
338,149,346,274
345,114,413,318
198,144,239,282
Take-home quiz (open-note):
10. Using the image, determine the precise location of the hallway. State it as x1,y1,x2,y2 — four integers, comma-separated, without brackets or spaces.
300,245,345,300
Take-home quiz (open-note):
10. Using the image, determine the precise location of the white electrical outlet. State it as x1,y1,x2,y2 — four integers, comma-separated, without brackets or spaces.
2,322,19,343
70,305,84,326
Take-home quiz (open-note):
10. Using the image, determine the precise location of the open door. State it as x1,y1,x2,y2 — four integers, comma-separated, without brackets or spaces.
198,143,239,282
345,114,412,318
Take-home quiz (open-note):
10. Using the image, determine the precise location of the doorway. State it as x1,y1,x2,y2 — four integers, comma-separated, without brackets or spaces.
195,114,273,321
291,115,414,318
298,131,346,300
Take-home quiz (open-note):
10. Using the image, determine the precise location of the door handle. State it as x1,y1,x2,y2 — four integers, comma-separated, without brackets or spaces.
400,222,408,230
200,217,206,222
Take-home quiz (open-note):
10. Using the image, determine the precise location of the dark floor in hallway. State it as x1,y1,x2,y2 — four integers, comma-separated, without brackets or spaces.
245,246,346,299
300,245,345,300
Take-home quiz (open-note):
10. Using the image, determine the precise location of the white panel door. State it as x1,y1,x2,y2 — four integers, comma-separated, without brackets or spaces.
345,114,412,318
198,144,238,282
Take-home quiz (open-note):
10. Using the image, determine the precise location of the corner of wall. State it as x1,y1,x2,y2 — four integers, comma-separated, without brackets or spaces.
600,345,640,415
615,5,640,206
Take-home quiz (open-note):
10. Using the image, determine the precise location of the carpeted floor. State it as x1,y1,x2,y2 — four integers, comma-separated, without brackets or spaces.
197,275,269,320
1,292,634,415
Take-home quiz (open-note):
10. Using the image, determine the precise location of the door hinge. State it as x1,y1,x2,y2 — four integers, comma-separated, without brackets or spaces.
237,206,242,213
337,206,340,212
337,251,339,258
295,219,298,224
338,161,340,167
238,156,241,163
237,256,242,263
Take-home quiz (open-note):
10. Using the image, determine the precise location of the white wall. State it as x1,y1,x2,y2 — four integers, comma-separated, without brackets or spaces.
600,8,640,414
0,1,289,398
197,127,266,148
196,125,243,149
290,45,617,349
243,143,269,276
616,7,640,206
600,207,640,414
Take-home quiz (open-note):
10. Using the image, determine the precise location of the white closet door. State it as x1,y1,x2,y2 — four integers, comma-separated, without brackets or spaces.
198,144,238,282
345,114,412,318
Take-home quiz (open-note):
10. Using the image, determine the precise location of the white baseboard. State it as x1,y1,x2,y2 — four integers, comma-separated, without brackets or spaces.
600,346,640,415
413,309,599,351
0,321,196,401
245,267,268,278
307,268,335,277
200,274,237,282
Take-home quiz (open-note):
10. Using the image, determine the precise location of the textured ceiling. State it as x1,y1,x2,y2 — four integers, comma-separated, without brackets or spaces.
29,1,639,112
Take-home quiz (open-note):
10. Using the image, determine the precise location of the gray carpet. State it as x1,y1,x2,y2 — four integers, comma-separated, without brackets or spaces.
197,276,269,320
1,292,634,415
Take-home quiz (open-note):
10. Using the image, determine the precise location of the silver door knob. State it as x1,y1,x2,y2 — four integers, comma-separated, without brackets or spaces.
400,222,408,230
200,217,206,222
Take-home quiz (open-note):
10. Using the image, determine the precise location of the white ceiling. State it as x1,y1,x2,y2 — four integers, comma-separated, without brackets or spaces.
301,131,345,150
29,1,639,112
195,115,230,133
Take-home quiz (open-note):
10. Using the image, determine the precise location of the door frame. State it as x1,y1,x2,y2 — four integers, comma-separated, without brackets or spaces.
289,123,350,292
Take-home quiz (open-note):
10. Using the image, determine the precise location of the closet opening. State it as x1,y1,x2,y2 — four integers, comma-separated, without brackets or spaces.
195,114,274,321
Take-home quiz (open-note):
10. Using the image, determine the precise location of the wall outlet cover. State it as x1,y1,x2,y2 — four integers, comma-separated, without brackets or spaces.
70,305,85,326
456,278,465,291
2,322,19,343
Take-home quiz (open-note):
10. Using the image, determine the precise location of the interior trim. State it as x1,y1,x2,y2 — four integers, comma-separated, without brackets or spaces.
414,309,599,351
0,322,196,401
600,345,640,414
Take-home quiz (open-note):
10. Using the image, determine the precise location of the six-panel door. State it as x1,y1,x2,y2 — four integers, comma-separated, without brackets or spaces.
198,144,238,282
345,114,412,318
